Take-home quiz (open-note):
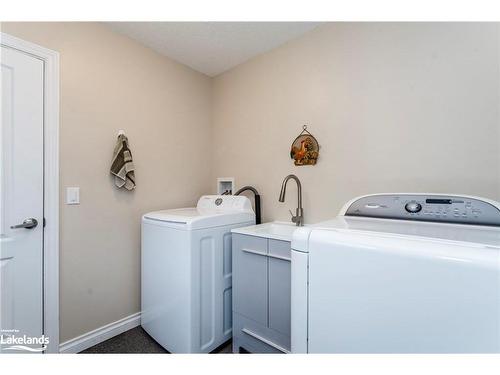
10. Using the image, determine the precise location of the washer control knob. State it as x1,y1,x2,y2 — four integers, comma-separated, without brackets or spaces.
405,202,422,213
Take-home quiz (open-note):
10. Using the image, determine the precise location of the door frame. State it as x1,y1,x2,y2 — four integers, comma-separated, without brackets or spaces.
1,32,60,353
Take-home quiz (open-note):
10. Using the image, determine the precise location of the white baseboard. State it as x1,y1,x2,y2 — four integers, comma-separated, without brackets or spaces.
59,312,141,354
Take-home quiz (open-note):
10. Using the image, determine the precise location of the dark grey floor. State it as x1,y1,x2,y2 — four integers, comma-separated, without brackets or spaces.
80,326,232,354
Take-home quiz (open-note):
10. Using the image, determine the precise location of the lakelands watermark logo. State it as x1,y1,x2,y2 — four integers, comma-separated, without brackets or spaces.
1,329,49,352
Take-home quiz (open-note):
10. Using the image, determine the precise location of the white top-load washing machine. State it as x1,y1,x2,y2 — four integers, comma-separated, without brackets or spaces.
291,194,500,353
141,195,254,353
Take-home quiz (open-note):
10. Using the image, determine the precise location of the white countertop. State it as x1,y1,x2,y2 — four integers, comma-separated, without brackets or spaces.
231,221,304,242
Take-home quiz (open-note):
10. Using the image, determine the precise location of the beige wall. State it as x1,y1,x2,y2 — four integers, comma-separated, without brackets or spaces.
1,22,213,342
212,23,500,223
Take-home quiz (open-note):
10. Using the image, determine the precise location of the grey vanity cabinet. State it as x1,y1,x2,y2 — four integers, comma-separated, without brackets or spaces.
232,233,291,354
268,240,291,335
232,235,268,326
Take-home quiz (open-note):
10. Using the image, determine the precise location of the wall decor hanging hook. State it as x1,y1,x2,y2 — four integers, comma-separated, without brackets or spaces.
299,125,312,136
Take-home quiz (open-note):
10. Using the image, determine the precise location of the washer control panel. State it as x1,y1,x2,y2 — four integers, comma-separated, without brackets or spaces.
344,194,500,226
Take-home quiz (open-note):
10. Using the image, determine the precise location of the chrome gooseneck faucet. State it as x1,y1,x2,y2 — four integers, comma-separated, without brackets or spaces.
278,174,304,226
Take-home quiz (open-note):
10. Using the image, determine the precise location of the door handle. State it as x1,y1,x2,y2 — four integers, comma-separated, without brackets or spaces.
10,218,38,229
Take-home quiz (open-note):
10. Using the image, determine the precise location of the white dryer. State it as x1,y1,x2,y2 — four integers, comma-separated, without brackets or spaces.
291,194,500,353
141,195,254,353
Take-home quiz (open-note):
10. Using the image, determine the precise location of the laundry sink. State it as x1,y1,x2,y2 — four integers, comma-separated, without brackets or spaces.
232,221,299,241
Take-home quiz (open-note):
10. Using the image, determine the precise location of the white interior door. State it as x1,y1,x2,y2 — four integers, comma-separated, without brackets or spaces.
1,45,44,353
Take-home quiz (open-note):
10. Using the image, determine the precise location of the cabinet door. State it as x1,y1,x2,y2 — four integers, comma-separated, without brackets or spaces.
232,234,268,325
268,240,291,337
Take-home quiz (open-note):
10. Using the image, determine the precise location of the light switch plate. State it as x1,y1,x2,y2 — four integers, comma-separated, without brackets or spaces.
66,187,80,205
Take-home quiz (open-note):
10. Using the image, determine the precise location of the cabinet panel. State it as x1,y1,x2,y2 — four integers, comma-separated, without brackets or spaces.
233,335,281,354
268,256,291,338
232,234,268,325
268,239,291,260
232,234,292,353
233,312,290,353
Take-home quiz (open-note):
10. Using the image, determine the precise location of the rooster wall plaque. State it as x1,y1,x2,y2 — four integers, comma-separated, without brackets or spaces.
290,125,319,166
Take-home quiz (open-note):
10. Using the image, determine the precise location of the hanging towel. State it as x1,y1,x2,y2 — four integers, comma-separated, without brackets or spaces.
110,134,136,190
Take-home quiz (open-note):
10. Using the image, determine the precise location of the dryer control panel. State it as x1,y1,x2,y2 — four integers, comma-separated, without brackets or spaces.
197,195,253,212
344,194,500,226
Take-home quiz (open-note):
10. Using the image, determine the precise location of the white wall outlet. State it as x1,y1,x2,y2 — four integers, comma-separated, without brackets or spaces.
66,187,80,205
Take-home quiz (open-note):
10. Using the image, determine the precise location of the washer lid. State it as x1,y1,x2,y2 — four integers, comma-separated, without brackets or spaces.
292,216,500,253
142,195,254,230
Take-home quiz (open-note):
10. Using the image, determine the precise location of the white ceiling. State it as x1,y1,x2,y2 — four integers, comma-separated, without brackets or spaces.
104,22,322,77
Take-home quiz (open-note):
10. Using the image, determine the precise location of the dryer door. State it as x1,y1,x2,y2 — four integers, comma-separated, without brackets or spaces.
307,229,500,353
